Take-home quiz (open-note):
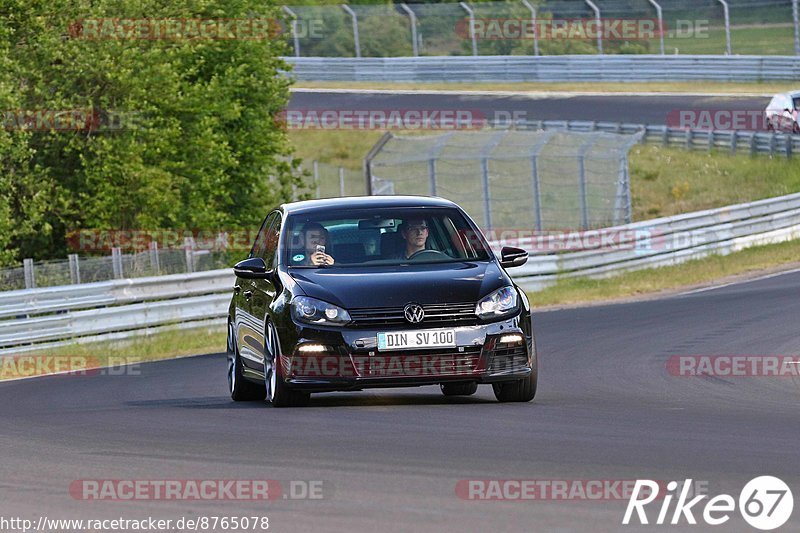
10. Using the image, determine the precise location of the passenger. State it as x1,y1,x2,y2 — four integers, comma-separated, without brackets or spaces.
298,222,335,266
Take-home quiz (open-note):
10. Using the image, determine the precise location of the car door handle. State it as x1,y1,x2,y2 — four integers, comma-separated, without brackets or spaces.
243,290,253,299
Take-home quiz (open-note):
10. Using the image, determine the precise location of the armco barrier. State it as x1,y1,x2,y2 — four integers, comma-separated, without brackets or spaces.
525,121,800,159
498,192,800,291
0,269,234,320
285,55,800,83
0,270,234,354
3,192,800,352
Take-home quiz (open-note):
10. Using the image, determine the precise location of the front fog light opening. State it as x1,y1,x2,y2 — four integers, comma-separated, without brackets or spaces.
298,343,327,353
498,334,524,345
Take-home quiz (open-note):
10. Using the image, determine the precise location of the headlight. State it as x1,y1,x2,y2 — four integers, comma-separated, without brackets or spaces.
476,286,518,320
291,296,351,327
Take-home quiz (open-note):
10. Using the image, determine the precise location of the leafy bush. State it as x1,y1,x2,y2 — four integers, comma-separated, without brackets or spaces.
0,0,302,264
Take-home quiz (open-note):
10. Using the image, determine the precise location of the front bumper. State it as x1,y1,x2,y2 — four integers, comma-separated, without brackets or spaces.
279,317,532,392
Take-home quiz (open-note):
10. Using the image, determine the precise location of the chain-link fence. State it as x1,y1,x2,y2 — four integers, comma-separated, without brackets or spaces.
298,160,366,199
0,161,360,292
0,246,234,292
282,0,800,57
365,129,641,231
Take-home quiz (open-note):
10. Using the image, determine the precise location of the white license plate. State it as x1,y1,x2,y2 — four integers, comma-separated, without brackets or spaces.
377,329,456,351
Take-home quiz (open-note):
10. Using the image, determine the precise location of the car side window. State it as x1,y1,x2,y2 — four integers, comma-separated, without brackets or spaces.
250,213,276,260
261,213,282,268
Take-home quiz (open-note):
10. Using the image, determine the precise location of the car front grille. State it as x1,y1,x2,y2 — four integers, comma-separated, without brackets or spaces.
348,302,477,327
351,345,483,378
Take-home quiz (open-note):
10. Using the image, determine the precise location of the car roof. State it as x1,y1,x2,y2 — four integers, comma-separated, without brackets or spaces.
281,195,459,216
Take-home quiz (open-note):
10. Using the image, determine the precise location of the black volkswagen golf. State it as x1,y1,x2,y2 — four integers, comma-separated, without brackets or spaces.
227,196,537,407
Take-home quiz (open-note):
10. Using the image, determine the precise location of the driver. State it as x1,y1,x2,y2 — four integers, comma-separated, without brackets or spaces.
398,217,429,259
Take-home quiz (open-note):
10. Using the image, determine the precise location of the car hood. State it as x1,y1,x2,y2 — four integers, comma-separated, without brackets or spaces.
288,261,510,309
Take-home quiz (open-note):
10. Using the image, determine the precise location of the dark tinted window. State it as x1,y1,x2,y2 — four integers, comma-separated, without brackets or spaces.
250,212,276,260
262,213,282,268
283,207,491,268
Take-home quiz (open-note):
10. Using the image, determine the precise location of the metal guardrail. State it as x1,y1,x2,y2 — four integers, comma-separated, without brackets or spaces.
0,270,234,354
516,120,800,158
3,191,800,352
499,192,800,291
285,55,800,83
0,270,235,320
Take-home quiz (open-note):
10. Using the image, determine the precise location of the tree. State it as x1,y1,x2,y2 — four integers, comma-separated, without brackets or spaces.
0,0,301,263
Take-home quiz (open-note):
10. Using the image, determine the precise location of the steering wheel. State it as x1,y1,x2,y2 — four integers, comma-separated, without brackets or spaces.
407,249,446,260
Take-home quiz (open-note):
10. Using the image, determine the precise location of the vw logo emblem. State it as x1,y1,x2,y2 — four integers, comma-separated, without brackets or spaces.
404,303,425,324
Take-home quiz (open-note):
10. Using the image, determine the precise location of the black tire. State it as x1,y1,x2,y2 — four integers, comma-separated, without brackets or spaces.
440,382,478,396
227,321,266,401
264,320,310,408
492,338,538,403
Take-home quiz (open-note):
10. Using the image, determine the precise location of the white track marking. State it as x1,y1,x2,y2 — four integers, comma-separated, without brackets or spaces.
0,352,215,383
679,266,800,296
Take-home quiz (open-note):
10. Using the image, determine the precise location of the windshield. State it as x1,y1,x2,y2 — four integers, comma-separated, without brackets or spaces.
283,207,493,268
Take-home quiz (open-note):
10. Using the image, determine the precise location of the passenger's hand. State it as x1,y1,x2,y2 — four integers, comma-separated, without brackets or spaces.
311,252,334,266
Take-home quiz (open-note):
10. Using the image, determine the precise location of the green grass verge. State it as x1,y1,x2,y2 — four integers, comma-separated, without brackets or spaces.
292,130,384,170
1,326,226,380
629,144,800,220
665,25,795,56
529,238,800,308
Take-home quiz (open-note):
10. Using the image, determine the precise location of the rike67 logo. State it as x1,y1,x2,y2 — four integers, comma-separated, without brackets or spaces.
623,477,793,530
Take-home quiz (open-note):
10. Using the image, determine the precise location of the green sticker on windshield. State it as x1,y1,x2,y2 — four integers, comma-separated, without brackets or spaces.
293,254,305,262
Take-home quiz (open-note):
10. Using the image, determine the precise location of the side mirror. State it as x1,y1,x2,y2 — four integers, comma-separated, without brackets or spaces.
499,246,528,268
234,257,270,279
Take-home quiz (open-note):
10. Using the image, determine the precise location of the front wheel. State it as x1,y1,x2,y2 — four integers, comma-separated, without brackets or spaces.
264,321,310,408
492,340,538,403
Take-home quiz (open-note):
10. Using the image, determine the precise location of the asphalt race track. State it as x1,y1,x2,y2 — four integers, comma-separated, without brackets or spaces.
289,90,772,130
2,269,798,532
